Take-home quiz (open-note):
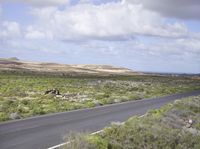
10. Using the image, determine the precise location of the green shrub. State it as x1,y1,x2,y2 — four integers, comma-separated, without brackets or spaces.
95,96,200,149
1,72,200,122
0,112,9,121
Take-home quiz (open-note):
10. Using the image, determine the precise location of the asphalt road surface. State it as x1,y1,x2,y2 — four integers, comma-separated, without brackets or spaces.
1,90,200,149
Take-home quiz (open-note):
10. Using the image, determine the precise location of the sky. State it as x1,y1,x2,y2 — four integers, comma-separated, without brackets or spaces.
0,0,200,73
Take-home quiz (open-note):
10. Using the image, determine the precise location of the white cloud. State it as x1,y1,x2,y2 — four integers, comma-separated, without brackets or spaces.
1,0,199,73
0,5,2,15
0,5,22,42
0,21,21,40
25,26,53,39
0,0,70,7
0,5,2,21
79,0,92,4
139,38,200,63
26,1,188,41
127,0,200,20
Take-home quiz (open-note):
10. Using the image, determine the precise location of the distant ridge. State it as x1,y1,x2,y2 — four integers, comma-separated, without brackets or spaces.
7,57,20,61
0,58,140,76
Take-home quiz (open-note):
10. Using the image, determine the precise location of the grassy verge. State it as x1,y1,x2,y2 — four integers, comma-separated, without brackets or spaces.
63,95,200,149
0,71,200,122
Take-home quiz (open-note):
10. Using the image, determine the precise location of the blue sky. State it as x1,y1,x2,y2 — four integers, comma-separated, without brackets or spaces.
0,0,200,73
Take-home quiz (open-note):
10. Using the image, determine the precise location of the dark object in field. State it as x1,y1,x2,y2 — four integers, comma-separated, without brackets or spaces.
186,119,193,128
45,89,60,95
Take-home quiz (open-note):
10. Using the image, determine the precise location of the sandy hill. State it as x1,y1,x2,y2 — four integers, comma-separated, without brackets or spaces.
0,58,140,76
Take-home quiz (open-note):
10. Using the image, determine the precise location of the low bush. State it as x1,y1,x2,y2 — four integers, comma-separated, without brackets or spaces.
66,96,200,149
1,72,200,122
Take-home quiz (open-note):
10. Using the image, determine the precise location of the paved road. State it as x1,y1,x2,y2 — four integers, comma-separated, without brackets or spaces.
1,90,200,149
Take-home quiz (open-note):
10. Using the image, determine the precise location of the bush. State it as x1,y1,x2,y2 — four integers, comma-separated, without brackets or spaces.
94,96,200,149
0,112,9,121
62,132,96,149
1,72,200,122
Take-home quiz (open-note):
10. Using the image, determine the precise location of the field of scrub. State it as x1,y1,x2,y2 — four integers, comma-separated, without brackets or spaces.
64,95,200,149
0,71,200,122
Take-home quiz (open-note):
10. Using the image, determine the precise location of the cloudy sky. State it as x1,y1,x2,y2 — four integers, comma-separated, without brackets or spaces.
0,0,200,73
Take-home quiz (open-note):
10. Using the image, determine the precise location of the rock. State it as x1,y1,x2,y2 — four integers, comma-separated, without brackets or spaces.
111,121,124,126
188,119,193,124
45,89,60,95
186,123,192,128
185,119,193,128
93,100,102,106
183,127,200,136
114,99,120,103
9,112,21,120
97,80,102,84
55,95,63,98
187,128,200,135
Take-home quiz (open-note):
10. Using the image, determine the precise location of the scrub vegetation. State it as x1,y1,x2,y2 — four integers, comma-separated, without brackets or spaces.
63,95,200,149
0,71,200,122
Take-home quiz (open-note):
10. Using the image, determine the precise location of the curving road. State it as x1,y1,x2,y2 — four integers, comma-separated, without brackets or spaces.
1,90,200,149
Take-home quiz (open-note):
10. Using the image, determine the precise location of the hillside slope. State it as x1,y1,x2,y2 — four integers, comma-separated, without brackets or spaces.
0,58,139,76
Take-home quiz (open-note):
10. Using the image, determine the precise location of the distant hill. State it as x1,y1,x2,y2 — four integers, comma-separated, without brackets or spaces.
0,58,140,76
7,57,20,61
